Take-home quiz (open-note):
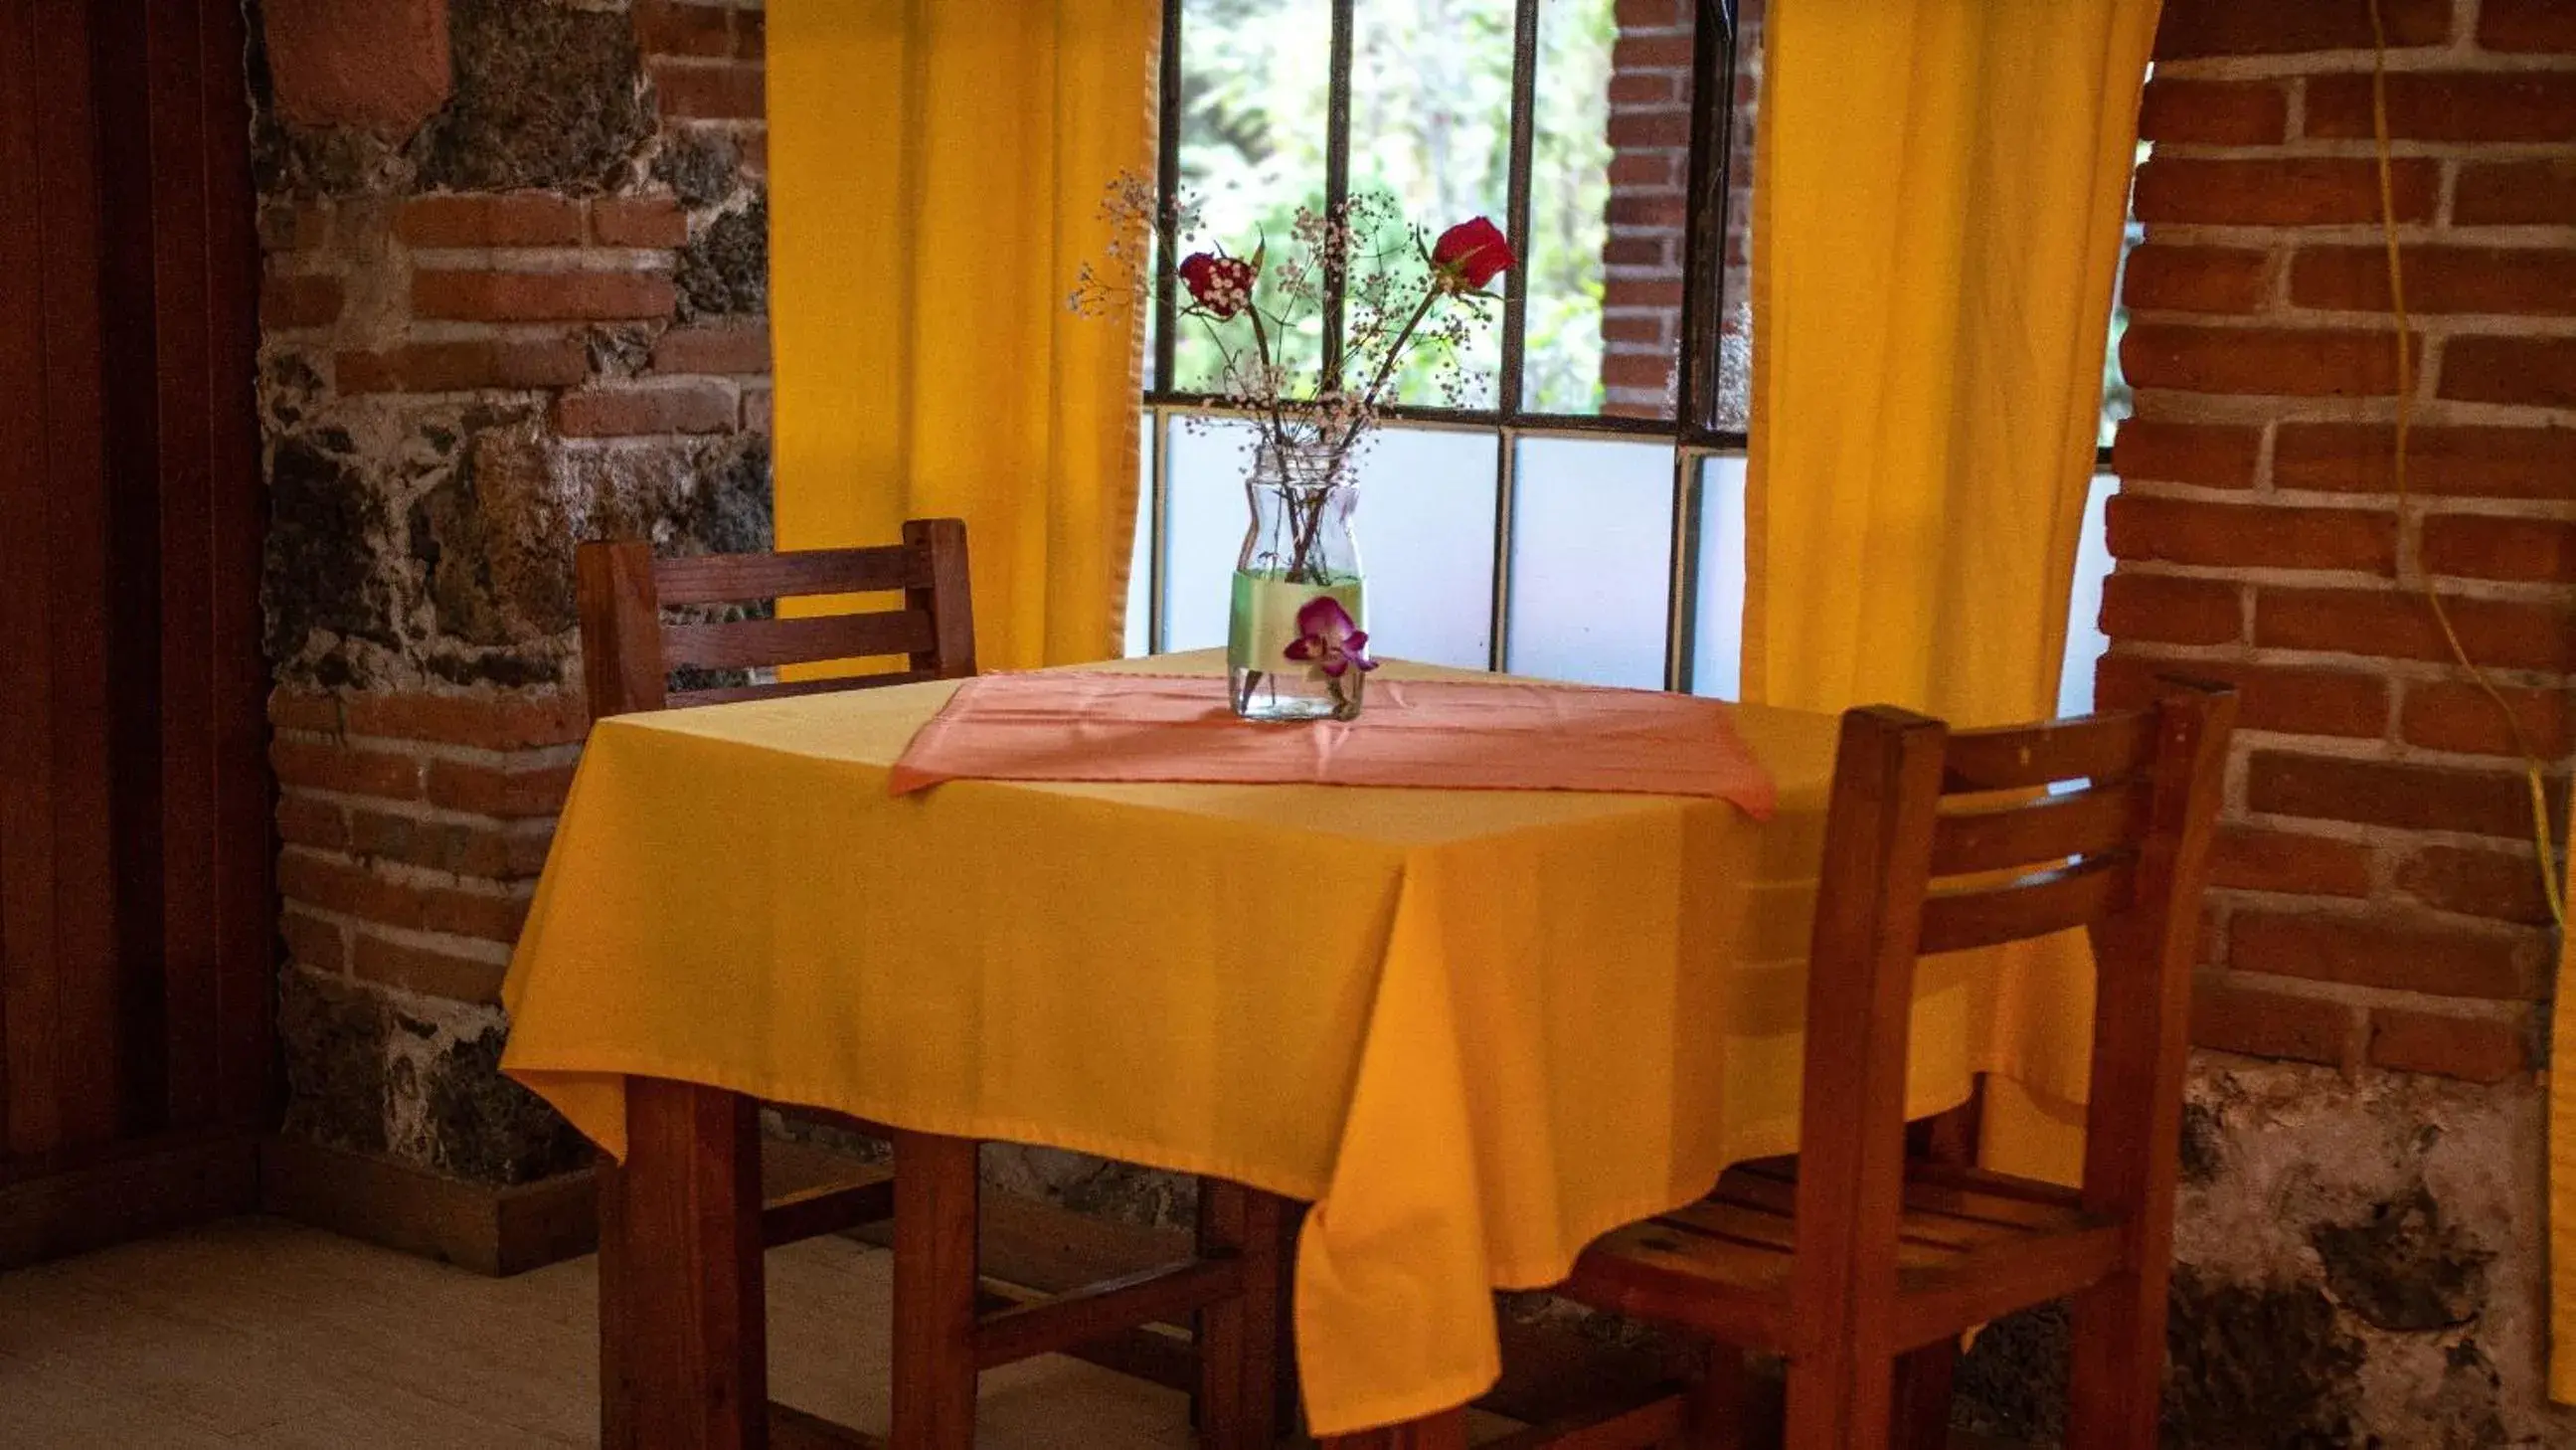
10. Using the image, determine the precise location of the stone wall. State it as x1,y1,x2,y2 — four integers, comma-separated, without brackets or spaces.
1600,0,1757,424
254,0,772,1185
1957,0,2576,1443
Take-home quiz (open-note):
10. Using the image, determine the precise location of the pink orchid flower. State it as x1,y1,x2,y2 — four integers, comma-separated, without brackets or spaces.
1283,596,1377,679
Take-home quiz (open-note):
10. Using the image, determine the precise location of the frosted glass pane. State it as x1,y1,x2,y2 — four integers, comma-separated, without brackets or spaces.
1347,428,1497,669
1692,454,1747,699
2057,472,2119,717
1161,418,1266,652
1123,412,1156,657
1506,436,1673,688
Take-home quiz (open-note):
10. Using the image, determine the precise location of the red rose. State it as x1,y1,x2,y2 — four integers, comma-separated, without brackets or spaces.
1177,251,1258,320
1431,217,1514,292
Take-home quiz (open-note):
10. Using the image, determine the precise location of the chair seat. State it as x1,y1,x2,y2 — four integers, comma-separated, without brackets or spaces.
1561,1159,2127,1358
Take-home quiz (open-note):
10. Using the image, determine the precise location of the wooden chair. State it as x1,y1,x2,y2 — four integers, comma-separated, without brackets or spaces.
1521,680,2235,1450
575,523,1287,1450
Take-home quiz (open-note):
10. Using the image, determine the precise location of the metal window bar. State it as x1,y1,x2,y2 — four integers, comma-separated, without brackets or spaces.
1319,0,1357,388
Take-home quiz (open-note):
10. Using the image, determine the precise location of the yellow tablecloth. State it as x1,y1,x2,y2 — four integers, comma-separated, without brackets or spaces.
501,653,2094,1436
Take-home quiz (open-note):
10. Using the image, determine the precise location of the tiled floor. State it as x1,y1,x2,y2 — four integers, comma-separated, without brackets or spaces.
0,1216,2026,1449
0,1216,1222,1448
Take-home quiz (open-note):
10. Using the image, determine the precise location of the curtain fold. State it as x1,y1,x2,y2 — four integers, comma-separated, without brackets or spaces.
1745,0,2157,725
1746,0,2160,1178
767,0,1158,670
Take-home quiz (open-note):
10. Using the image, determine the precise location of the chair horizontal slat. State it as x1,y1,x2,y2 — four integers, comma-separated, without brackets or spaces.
1563,1222,1795,1351
1897,1159,2087,1212
1929,779,2152,877
1916,852,2137,955
971,1278,1200,1390
1661,1196,1961,1270
654,544,928,605
1710,1168,2022,1253
970,1255,1243,1369
769,1401,882,1449
663,611,936,672
761,1174,895,1248
666,670,940,710
1477,1389,1688,1450
1942,711,2155,794
1890,1222,2125,1353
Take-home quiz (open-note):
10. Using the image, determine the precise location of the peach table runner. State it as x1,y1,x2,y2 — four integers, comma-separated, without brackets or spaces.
886,670,1779,818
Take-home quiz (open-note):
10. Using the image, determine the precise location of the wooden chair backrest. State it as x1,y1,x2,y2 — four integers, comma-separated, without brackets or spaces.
575,518,976,719
1789,680,2235,1310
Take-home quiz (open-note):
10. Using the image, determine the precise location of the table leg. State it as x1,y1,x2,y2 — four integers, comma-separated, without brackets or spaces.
1194,1182,1286,1450
598,1076,767,1450
890,1129,980,1450
1315,1407,1470,1450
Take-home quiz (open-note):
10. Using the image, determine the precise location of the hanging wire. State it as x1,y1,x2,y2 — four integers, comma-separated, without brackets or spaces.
2367,0,2566,929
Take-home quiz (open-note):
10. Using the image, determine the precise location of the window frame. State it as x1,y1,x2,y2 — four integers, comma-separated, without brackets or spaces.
1134,0,2121,694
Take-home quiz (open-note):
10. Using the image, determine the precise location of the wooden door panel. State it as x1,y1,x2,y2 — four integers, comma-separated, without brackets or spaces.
0,0,272,1215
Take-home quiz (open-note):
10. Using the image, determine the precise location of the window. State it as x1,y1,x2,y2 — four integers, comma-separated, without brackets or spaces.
1130,0,2130,717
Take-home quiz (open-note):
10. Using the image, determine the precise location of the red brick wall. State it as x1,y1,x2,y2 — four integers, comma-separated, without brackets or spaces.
256,0,772,1182
2104,0,2575,1086
268,690,583,1011
1601,0,1758,423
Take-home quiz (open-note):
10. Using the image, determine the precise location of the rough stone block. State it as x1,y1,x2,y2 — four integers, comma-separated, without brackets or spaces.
410,0,655,194
1955,1061,2569,1446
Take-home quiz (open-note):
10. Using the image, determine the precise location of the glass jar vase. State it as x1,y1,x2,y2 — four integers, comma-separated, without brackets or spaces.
1227,442,1367,722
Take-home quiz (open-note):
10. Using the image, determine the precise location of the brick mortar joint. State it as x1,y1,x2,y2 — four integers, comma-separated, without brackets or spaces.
2237,807,2566,854
410,252,679,274
288,902,517,967
2149,140,2574,160
2211,880,2561,941
2107,558,2576,602
2227,723,2573,765
2126,309,2576,337
2134,391,2576,430
286,956,513,1019
279,785,563,835
280,844,545,901
2107,638,2575,688
2200,965,2540,1021
272,726,583,772
2150,50,2576,81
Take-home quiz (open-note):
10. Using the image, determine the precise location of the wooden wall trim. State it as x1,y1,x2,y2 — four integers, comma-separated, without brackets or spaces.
0,1129,260,1270
258,1137,602,1278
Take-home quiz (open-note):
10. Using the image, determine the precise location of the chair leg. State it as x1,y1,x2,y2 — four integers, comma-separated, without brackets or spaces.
1785,1352,1894,1450
1193,1180,1285,1449
890,1130,980,1450
1682,1347,1751,1450
2064,1259,2170,1450
1273,1201,1307,1437
1889,1340,1957,1450
1316,1407,1469,1449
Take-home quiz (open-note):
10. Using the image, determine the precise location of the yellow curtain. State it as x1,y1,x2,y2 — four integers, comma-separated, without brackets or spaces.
1745,0,2159,1178
766,0,1158,670
1745,0,2156,724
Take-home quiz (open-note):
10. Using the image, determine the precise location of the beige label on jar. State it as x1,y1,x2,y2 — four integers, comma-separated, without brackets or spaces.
1228,575,1364,674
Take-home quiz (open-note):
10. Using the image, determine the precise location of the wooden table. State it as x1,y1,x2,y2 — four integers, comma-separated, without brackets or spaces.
506,655,2093,1445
